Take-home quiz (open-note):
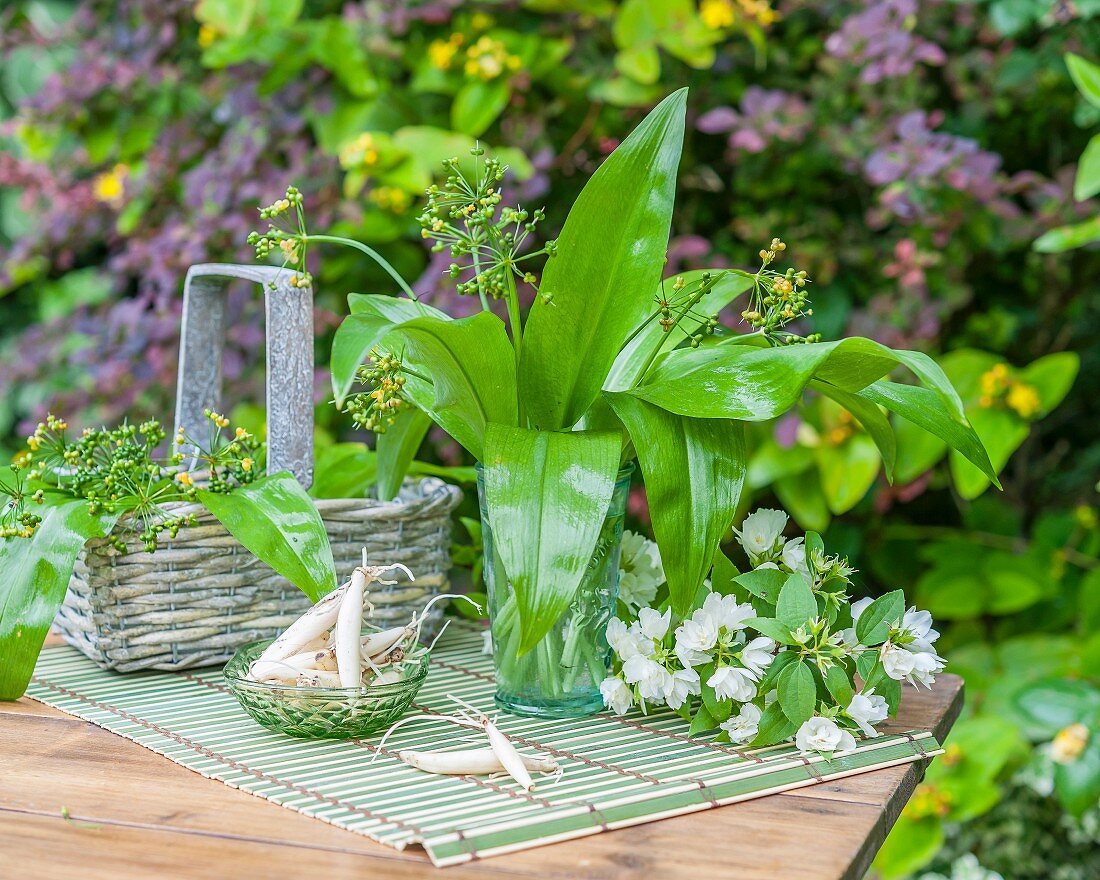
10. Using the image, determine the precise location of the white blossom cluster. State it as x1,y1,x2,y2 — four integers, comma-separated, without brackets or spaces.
849,597,946,688
600,509,945,757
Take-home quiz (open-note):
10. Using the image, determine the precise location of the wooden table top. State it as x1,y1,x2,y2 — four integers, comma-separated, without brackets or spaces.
1,648,961,880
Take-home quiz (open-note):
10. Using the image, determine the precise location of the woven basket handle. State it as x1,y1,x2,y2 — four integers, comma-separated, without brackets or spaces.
175,263,314,488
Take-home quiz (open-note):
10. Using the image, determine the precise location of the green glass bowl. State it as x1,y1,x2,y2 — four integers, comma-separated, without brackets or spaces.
223,638,430,739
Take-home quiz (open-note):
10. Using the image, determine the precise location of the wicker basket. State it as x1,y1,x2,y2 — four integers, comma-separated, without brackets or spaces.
56,264,462,672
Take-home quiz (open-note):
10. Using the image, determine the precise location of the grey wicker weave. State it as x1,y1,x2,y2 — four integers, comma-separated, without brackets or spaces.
55,263,461,672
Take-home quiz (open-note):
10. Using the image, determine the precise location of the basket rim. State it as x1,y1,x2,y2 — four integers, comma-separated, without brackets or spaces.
84,476,463,537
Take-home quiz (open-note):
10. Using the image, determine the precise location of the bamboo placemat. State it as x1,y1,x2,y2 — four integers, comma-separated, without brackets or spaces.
26,625,941,867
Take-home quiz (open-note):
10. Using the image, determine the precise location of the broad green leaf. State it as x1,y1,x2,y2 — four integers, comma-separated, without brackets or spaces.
774,470,831,532
376,408,431,501
750,699,798,747
689,704,718,735
1034,215,1100,253
604,269,753,391
481,425,620,652
198,472,337,601
824,663,854,706
451,79,510,137
746,616,797,645
347,292,448,321
0,500,117,700
520,89,686,429
309,443,377,499
734,567,787,604
1012,678,1100,740
948,407,1028,500
607,394,746,614
811,379,896,481
1020,351,1079,414
615,45,660,84
390,312,518,461
775,572,817,630
1067,53,1100,110
892,412,948,484
756,648,797,692
709,548,742,598
856,652,887,691
815,432,881,515
633,337,964,423
855,589,904,646
1074,133,1100,201
859,381,999,486
777,659,816,725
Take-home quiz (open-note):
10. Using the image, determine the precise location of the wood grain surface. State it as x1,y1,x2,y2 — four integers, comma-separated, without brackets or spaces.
0,643,962,880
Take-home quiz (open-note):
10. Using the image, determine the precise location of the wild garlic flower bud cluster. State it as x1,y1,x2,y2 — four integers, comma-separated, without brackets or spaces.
741,238,819,344
342,352,410,434
655,272,722,348
247,186,312,289
1,412,262,552
417,147,554,305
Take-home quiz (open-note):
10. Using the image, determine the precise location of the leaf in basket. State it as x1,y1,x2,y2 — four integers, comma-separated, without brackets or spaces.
0,499,117,700
198,472,338,601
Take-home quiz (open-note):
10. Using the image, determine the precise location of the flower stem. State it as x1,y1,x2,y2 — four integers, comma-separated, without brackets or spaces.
303,234,419,302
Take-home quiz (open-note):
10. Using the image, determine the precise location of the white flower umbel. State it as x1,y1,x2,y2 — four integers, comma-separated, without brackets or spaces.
781,537,808,575
734,508,789,563
664,667,701,711
881,643,945,688
606,617,647,660
845,689,888,737
674,613,720,667
707,664,757,702
699,592,755,633
600,676,634,716
900,606,941,654
720,703,762,744
636,606,672,641
739,636,777,677
618,530,665,609
622,654,673,703
795,716,858,757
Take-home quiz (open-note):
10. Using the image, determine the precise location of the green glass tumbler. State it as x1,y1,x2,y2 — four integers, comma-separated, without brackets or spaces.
477,464,633,718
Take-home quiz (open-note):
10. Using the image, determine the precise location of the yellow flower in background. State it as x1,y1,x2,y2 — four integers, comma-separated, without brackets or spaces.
977,362,1041,419
977,363,1010,408
1051,723,1089,764
464,36,520,81
470,12,494,31
197,24,218,48
739,0,778,26
339,133,380,170
1006,382,1041,419
175,471,193,487
369,186,411,213
93,164,129,206
700,0,736,29
428,34,463,70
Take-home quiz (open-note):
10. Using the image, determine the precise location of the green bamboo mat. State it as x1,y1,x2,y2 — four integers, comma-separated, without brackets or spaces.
27,625,941,867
